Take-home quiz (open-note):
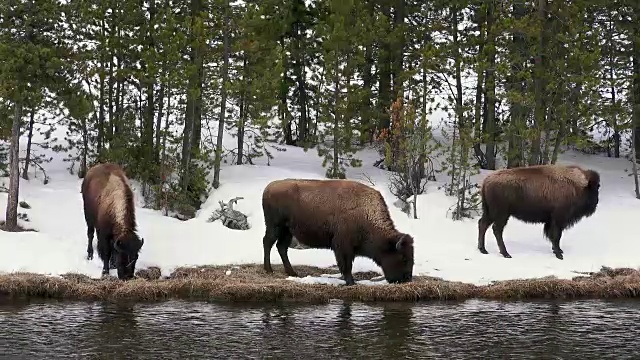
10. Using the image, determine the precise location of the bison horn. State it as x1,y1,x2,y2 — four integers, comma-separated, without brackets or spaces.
140,237,144,247
114,239,123,253
395,235,407,251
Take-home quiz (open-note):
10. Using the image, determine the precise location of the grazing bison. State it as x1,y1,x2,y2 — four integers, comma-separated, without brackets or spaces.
262,179,414,286
477,164,600,260
82,163,144,280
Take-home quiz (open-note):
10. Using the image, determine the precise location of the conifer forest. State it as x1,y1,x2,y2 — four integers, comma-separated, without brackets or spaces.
0,0,639,230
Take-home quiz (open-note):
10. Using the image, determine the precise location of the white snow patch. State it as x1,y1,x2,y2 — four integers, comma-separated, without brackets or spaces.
286,275,387,286
0,121,639,286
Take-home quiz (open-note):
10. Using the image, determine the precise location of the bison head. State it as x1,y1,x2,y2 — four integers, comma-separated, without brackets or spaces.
379,233,414,284
114,233,144,280
581,169,601,217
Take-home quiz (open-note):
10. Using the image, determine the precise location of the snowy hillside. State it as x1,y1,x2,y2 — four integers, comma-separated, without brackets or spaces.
0,120,639,287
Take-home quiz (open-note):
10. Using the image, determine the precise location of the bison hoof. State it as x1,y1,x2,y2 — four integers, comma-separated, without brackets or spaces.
555,253,564,260
501,253,512,259
343,278,356,286
478,247,488,255
86,254,93,261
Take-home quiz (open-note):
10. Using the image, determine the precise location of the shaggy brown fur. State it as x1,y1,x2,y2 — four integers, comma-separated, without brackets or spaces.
262,179,415,286
477,164,600,259
81,163,144,280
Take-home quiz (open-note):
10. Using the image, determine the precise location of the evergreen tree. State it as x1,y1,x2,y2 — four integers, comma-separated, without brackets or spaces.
0,0,68,230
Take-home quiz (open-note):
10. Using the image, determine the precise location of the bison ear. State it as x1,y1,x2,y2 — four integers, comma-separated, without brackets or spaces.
395,234,413,251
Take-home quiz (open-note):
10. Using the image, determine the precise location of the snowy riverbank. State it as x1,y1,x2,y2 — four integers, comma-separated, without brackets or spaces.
1,124,639,287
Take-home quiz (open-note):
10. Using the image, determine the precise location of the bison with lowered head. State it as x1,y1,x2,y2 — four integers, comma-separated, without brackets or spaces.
477,164,600,260
262,179,414,285
82,163,144,280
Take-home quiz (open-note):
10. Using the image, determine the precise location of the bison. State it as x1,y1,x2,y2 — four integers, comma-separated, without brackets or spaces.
82,163,144,280
477,164,600,260
262,178,414,286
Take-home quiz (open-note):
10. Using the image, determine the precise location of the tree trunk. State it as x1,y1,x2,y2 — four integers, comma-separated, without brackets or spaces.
181,0,205,192
507,0,526,169
606,14,619,158
98,59,105,159
332,57,340,178
449,4,462,191
484,0,497,170
472,7,486,169
293,8,309,147
453,6,463,128
80,113,88,178
158,80,172,211
21,107,35,180
156,80,171,211
237,54,247,165
155,79,165,163
528,0,547,165
377,1,392,132
633,4,640,197
391,0,405,100
114,58,122,142
634,6,640,162
213,0,230,189
279,38,293,145
107,18,115,146
191,0,204,155
5,101,22,231
633,127,640,199
142,0,156,181
361,1,375,145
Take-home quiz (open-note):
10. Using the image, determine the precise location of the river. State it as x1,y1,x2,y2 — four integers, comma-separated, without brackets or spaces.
0,298,638,359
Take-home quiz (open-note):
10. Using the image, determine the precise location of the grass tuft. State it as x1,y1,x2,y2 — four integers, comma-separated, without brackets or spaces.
0,265,637,304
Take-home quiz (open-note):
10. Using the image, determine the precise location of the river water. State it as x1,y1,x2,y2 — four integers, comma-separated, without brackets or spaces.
0,298,638,359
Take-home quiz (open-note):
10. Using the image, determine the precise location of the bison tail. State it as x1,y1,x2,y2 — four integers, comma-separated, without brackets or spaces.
480,182,490,218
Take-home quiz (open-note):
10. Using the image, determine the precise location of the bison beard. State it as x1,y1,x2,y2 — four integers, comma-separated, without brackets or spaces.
82,163,145,280
477,164,600,259
261,179,415,286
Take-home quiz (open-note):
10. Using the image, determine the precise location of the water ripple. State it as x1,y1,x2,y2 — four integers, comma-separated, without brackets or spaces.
0,299,638,359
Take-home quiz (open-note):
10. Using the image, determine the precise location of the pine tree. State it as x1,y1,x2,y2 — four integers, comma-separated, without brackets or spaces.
0,0,68,231
315,0,364,179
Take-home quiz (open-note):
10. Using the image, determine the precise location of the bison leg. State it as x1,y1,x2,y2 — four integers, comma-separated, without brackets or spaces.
83,208,95,261
492,217,512,258
275,229,298,277
96,231,113,276
108,237,117,270
335,251,356,286
477,215,494,255
86,225,95,261
544,221,564,260
263,225,278,274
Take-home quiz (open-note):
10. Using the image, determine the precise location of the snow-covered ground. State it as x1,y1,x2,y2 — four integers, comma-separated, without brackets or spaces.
0,121,639,287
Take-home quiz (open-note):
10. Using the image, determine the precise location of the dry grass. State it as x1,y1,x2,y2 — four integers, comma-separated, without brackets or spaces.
0,264,640,304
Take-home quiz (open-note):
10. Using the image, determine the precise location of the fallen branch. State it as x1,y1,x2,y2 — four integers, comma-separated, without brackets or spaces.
207,197,250,230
